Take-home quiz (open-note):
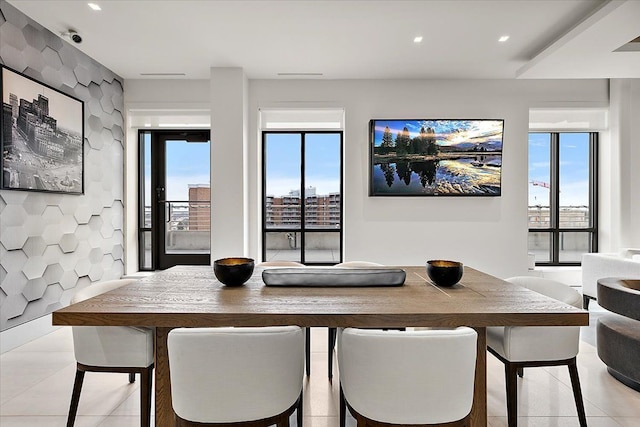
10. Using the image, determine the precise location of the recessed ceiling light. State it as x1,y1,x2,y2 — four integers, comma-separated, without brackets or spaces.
499,35,510,42
87,3,101,11
414,36,423,43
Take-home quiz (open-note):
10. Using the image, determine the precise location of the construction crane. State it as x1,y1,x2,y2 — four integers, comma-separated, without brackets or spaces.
530,180,550,189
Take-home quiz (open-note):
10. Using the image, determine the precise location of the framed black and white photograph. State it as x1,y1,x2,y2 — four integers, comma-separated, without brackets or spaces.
1,65,84,194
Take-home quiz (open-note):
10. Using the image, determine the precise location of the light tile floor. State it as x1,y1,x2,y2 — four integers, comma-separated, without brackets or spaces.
1,312,639,426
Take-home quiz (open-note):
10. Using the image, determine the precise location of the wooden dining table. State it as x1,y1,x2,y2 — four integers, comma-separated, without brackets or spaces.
53,265,588,427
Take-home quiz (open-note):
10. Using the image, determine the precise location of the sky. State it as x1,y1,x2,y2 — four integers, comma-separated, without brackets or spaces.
143,136,211,203
371,119,504,147
264,133,341,197
143,130,588,207
528,132,590,207
143,132,341,203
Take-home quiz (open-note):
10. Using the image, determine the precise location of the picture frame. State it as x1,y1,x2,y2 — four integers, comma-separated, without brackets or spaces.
1,65,84,194
369,119,504,197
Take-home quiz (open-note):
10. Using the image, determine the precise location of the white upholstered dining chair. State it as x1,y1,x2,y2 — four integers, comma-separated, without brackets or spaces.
486,276,587,427
167,326,304,427
329,261,385,381
335,261,384,268
257,261,311,377
338,327,477,426
67,279,154,427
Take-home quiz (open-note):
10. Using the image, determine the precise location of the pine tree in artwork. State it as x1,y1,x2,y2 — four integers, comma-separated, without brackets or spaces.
395,127,410,155
426,127,438,155
418,126,429,153
395,133,405,155
382,126,393,148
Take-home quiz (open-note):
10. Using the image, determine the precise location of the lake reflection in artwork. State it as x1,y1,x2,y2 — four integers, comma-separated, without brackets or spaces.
370,119,503,196
373,156,501,195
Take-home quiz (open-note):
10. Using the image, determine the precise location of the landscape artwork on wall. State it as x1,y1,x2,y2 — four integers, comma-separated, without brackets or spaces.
369,119,504,196
1,65,84,194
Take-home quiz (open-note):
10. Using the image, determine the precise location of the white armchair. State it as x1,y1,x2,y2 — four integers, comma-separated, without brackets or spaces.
167,326,304,426
581,248,640,309
329,261,384,380
487,276,586,427
338,327,477,426
68,279,154,427
257,261,310,376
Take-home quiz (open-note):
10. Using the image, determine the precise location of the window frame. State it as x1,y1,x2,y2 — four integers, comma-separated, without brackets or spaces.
261,130,344,265
528,131,598,266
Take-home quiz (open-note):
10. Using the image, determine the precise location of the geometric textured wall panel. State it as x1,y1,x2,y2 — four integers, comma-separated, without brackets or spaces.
0,0,125,330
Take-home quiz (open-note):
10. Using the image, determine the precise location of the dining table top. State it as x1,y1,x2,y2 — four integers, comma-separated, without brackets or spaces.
52,265,588,329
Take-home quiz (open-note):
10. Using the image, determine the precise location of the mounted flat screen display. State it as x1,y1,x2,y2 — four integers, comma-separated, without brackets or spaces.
369,119,504,196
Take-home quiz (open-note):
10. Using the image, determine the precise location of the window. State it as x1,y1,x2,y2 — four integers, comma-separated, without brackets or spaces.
262,131,343,264
528,132,598,265
138,130,211,270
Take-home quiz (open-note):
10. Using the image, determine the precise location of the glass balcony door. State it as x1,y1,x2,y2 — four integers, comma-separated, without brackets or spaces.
139,130,211,270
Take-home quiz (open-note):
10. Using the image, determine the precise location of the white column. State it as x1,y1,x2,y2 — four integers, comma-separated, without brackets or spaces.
630,80,640,248
605,79,640,251
210,68,249,261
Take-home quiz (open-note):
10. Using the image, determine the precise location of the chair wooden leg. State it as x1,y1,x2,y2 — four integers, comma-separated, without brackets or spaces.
583,295,590,310
67,368,85,427
328,327,337,380
505,362,519,427
140,366,153,427
296,390,303,427
129,372,136,383
305,327,311,376
339,384,346,427
568,359,587,427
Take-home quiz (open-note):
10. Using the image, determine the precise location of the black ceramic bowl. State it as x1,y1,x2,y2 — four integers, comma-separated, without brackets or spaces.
214,257,255,286
426,260,463,287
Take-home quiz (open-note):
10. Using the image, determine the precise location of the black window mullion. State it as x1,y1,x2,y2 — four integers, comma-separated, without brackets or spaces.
300,132,306,264
337,131,344,261
261,132,267,262
138,131,147,270
550,132,560,264
589,133,598,253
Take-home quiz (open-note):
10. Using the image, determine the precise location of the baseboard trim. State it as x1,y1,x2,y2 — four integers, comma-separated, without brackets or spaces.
0,314,60,354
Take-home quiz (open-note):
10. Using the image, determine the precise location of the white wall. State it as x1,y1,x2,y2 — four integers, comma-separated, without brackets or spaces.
124,77,610,279
248,79,608,278
1,0,125,338
1,0,127,347
630,80,640,248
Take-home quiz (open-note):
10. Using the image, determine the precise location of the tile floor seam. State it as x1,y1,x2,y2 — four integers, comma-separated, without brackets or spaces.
540,341,624,420
539,364,637,420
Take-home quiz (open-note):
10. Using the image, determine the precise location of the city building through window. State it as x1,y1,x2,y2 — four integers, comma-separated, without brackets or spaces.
262,131,343,264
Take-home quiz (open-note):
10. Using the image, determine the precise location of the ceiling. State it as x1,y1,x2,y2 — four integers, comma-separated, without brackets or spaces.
5,0,640,80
